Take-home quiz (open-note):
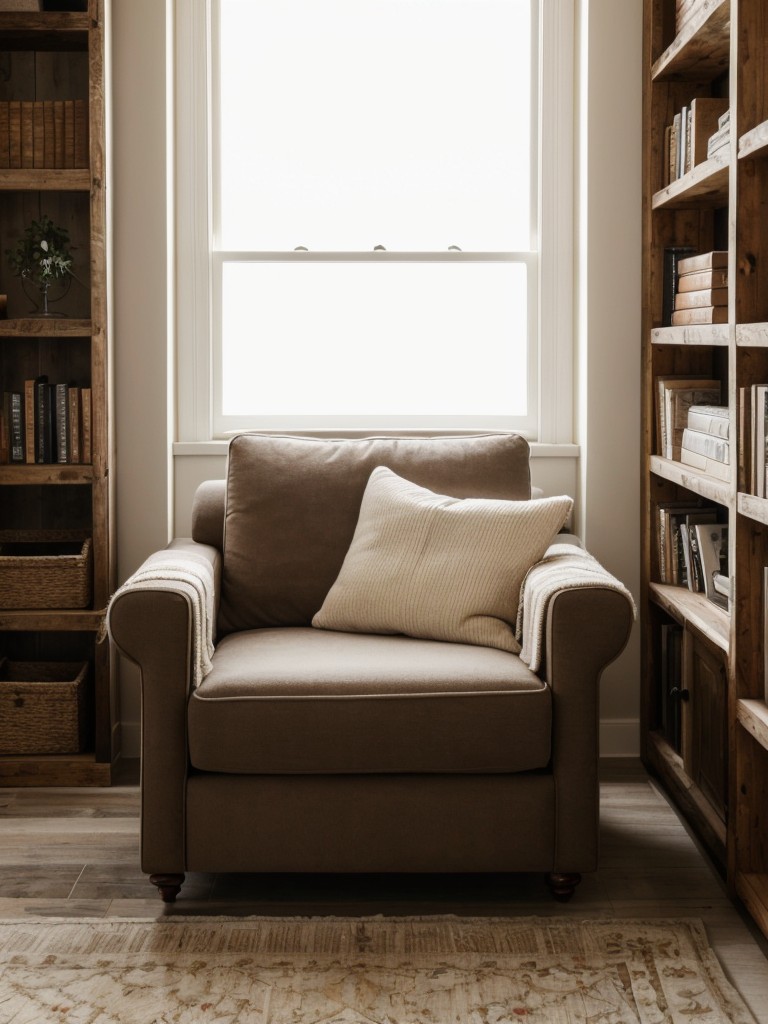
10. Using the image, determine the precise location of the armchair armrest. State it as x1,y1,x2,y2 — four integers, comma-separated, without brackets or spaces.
108,539,220,687
515,538,635,874
516,538,635,673
107,539,221,873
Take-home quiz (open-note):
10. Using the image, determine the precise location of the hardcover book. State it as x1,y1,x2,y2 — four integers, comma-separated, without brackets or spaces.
674,287,727,310
677,250,728,275
694,523,728,607
679,446,732,480
677,268,729,292
681,426,729,464
671,305,728,325
687,404,729,438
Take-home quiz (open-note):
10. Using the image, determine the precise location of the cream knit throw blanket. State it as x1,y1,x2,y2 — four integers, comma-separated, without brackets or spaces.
107,549,216,688
515,541,636,672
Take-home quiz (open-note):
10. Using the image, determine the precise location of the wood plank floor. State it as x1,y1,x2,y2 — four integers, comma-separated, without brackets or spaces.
1,759,768,1021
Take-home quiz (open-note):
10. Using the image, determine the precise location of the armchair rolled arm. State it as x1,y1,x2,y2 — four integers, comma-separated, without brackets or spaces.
516,538,635,673
515,540,636,874
107,539,221,873
108,539,220,687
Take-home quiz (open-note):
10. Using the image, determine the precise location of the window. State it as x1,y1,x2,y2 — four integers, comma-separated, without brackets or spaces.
176,0,574,441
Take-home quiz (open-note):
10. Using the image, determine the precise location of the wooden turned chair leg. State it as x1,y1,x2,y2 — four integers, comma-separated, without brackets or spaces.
546,872,582,902
150,873,185,903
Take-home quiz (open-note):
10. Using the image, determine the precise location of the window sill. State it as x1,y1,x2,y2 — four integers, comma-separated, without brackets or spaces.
172,440,580,459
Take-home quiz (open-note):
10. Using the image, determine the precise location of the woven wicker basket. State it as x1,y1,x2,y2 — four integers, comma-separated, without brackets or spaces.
0,659,89,755
0,530,92,609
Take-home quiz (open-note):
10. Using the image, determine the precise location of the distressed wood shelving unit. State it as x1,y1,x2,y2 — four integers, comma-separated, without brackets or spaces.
0,1,116,786
642,0,768,939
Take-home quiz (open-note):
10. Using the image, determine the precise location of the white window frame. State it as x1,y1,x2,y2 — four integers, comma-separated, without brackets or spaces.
175,0,574,444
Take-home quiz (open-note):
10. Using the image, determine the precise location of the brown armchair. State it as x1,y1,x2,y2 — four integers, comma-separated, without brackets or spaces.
108,433,633,903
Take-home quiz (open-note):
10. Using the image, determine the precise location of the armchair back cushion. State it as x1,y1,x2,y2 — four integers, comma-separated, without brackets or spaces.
218,433,531,635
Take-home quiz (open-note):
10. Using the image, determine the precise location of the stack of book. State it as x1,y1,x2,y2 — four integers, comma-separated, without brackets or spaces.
671,250,728,326
664,98,728,186
0,100,89,170
680,402,730,480
0,378,92,466
656,500,728,608
656,375,721,461
707,108,730,160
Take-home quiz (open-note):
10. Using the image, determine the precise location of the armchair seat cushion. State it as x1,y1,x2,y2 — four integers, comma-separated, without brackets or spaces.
188,627,550,774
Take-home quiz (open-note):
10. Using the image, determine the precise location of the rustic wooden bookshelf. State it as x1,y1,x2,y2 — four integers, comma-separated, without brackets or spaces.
0,1,116,786
642,0,768,939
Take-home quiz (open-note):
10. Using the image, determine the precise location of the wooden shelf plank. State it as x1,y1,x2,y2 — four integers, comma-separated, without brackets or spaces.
651,324,729,346
649,582,730,652
0,753,112,788
0,169,90,191
0,465,93,485
739,120,768,161
649,454,732,505
736,323,768,347
0,318,93,337
0,609,105,632
737,492,768,526
0,12,88,51
651,0,730,80
736,873,768,940
652,153,729,209
738,700,768,753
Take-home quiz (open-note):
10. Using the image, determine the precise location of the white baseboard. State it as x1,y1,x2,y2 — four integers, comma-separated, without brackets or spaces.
120,718,642,762
599,718,640,758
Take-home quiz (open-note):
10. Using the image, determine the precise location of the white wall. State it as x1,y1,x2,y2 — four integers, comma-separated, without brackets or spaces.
112,0,173,754
576,0,642,754
111,0,642,759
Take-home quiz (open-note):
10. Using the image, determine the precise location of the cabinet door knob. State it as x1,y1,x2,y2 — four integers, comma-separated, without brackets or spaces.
670,687,690,702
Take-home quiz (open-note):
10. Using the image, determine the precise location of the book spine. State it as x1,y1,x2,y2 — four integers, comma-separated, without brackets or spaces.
64,100,75,169
677,268,729,291
707,123,730,159
36,379,49,463
663,247,696,326
81,387,92,464
24,379,36,464
674,287,728,310
32,102,45,169
670,113,681,183
681,427,729,462
54,101,65,168
74,99,88,168
671,306,729,326
68,387,80,465
8,391,24,463
55,383,69,464
687,408,729,438
684,106,693,174
677,250,728,274
20,101,34,168
679,105,689,178
43,101,55,169
0,403,7,464
679,447,732,480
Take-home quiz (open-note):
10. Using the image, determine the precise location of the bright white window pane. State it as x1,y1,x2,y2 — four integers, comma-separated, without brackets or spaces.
220,261,528,419
218,0,532,251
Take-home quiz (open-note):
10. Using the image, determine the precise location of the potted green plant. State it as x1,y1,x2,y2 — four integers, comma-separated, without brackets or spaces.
6,215,74,317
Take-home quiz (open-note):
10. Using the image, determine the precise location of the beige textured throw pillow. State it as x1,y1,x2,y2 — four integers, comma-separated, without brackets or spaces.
312,466,573,652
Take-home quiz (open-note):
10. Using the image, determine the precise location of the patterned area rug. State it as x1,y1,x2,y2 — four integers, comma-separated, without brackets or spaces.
0,915,756,1023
